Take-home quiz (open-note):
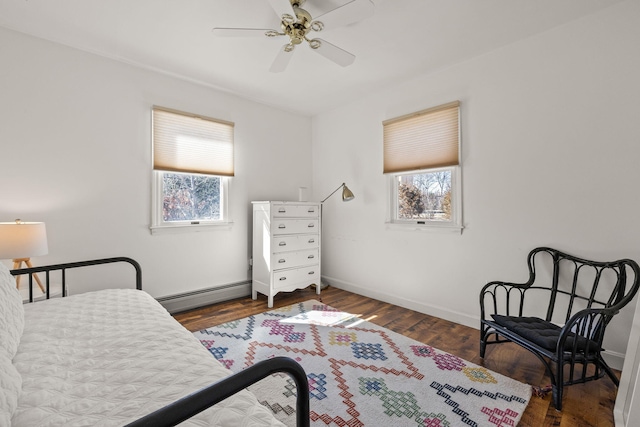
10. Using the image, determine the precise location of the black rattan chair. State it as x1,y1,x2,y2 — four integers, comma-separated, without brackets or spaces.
479,247,640,410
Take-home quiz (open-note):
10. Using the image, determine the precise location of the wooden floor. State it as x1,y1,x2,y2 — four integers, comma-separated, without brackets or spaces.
174,286,619,427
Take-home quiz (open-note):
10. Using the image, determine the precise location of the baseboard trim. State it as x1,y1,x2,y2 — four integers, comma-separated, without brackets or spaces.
603,350,625,371
157,281,251,314
321,275,625,370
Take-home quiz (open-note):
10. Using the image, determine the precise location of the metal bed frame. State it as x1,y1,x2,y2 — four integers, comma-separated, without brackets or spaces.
10,257,142,302
126,356,309,427
10,258,311,427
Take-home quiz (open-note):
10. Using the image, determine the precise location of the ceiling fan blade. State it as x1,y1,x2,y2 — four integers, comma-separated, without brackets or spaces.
309,38,355,67
212,27,279,37
267,0,296,22
269,44,295,73
312,0,374,31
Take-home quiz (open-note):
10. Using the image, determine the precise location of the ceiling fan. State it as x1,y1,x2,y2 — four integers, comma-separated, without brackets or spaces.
212,0,375,72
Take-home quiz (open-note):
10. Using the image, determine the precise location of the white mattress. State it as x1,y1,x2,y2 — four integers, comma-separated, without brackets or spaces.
11,289,284,427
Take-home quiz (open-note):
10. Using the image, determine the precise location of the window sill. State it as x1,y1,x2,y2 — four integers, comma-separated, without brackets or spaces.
385,221,463,234
150,221,233,235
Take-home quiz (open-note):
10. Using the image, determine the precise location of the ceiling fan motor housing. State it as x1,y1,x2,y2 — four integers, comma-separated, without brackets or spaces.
281,5,313,45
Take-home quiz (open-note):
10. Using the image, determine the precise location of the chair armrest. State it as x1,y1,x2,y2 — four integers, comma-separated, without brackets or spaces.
125,356,310,427
480,280,530,319
556,307,618,355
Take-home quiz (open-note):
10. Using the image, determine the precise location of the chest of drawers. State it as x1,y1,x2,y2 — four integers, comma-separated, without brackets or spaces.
251,201,321,307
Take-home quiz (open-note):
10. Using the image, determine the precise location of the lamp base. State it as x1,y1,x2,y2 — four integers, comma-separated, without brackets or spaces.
12,258,45,293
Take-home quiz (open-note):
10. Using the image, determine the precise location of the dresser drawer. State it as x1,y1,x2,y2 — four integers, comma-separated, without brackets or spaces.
272,204,319,218
272,249,318,270
273,266,320,290
272,234,319,252
272,219,319,235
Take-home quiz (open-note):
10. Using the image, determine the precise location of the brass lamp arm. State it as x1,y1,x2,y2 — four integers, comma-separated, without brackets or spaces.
321,183,345,203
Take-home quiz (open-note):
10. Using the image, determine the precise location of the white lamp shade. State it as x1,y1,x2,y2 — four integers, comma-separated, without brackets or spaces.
0,222,48,259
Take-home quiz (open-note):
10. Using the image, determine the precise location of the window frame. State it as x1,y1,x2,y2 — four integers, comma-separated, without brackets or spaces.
383,101,463,232
150,171,232,234
386,166,462,232
150,107,234,234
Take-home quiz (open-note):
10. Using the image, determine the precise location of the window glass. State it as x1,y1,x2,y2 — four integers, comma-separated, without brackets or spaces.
396,169,452,222
162,172,221,222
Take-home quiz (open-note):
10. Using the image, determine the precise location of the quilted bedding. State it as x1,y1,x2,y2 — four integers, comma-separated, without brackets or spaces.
8,287,285,427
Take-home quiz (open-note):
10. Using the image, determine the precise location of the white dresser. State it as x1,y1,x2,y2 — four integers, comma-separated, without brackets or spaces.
251,201,321,307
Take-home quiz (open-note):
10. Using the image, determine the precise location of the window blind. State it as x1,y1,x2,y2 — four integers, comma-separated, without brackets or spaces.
153,107,234,177
383,101,460,174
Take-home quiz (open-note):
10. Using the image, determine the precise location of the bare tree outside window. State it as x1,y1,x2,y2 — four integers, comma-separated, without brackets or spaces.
162,173,220,221
397,170,451,221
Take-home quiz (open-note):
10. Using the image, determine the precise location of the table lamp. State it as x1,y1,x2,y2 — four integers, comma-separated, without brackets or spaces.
0,219,48,292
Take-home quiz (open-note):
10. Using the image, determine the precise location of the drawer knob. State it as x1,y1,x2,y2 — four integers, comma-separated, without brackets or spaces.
308,208,315,213
279,277,287,281
279,242,287,246
278,224,286,229
308,271,315,275
308,223,315,228
308,255,315,259
308,239,315,243
278,208,286,213
278,259,286,263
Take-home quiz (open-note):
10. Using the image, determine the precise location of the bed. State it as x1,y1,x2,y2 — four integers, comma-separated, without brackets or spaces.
0,258,309,427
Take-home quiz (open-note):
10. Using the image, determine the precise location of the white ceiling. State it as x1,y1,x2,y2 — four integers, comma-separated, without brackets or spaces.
0,0,624,116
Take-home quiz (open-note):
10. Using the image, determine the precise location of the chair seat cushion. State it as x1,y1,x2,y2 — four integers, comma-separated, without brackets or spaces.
491,315,599,353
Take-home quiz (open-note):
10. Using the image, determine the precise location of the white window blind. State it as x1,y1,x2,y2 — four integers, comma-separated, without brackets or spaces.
153,107,234,176
383,101,460,174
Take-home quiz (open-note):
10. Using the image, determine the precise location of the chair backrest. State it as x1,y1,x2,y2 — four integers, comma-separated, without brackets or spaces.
524,247,640,325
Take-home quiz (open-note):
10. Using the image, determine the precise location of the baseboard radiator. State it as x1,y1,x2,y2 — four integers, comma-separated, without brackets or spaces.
157,281,251,314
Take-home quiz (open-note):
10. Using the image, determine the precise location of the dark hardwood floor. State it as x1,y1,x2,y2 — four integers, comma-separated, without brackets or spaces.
173,286,619,427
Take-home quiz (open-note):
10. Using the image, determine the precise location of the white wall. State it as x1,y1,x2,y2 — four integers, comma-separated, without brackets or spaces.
312,0,640,369
0,27,313,298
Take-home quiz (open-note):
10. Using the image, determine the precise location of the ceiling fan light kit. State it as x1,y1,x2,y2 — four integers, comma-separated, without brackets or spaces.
212,0,374,72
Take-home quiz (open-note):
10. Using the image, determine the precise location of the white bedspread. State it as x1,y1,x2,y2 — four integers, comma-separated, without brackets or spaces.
11,289,284,427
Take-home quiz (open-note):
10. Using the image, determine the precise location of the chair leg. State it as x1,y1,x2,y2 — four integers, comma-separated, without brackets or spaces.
553,364,564,411
479,330,487,358
599,358,620,387
551,385,563,411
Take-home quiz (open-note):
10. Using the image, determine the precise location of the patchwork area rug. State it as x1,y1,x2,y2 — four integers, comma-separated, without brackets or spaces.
193,300,531,427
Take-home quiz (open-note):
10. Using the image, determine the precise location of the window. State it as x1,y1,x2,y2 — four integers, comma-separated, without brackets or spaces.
383,101,462,230
151,107,234,233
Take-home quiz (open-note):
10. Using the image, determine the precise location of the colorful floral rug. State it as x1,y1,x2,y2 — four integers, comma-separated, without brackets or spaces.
193,300,531,427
